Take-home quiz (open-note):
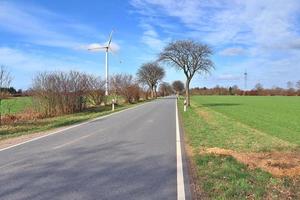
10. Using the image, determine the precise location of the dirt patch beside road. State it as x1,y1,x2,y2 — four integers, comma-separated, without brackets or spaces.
200,147,300,177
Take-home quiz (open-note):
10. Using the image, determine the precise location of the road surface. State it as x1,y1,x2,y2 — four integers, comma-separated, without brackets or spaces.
0,97,190,200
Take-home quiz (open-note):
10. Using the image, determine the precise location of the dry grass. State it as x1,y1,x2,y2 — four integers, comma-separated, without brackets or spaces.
201,147,300,177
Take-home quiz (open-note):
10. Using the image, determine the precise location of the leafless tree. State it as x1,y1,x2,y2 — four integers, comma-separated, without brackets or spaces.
287,81,294,89
0,65,13,125
255,83,263,90
296,80,300,93
136,62,165,99
110,74,141,103
87,75,105,106
254,83,264,95
172,80,184,96
159,82,173,97
159,40,214,106
32,71,92,116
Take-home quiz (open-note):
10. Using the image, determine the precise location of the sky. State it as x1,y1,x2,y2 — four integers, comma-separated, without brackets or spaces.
0,0,300,90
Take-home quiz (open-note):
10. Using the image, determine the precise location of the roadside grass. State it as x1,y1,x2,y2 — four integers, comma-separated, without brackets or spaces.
0,101,146,140
194,154,299,200
1,97,33,115
179,96,300,199
182,101,296,152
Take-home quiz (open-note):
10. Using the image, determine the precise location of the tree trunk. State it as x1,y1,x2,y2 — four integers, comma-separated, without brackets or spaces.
151,86,154,99
185,79,191,106
0,99,1,126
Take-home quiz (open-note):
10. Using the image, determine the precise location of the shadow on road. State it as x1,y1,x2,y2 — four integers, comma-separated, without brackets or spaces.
0,141,176,200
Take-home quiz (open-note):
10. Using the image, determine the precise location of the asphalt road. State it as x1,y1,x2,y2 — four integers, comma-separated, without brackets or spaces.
0,97,189,200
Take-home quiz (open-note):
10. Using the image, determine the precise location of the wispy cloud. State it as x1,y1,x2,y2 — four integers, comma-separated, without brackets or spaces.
219,47,245,56
216,74,241,81
131,0,300,88
0,1,103,49
131,0,300,49
82,42,120,53
0,47,97,72
140,23,167,50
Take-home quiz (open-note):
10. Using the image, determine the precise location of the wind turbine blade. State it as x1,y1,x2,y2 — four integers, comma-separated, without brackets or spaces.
88,47,107,50
107,30,114,47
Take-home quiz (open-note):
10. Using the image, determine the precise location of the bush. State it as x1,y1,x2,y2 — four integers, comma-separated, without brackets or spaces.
110,74,141,103
32,71,105,116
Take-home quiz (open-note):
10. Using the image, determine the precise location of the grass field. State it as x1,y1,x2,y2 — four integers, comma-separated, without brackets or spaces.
179,96,300,199
1,97,33,115
192,96,300,146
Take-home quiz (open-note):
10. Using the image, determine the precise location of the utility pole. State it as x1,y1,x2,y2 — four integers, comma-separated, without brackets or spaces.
244,70,248,95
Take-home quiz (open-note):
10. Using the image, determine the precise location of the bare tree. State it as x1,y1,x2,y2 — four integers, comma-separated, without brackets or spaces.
296,80,300,91
159,82,173,97
254,83,264,95
255,83,263,90
159,40,214,106
32,71,93,116
87,75,105,106
0,65,13,125
136,62,165,99
110,74,141,103
172,80,184,96
287,81,294,89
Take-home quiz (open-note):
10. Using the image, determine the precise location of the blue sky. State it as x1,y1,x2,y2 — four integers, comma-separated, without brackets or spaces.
0,0,300,90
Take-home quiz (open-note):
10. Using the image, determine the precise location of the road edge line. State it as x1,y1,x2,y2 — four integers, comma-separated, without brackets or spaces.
176,98,186,200
0,101,153,152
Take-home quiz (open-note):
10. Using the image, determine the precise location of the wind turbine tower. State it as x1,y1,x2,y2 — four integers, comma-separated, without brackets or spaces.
88,31,114,96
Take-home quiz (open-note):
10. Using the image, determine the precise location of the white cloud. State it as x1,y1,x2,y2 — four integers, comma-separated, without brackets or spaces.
131,0,300,88
0,47,98,72
83,42,120,53
219,47,245,56
131,0,300,51
216,74,241,81
139,23,167,50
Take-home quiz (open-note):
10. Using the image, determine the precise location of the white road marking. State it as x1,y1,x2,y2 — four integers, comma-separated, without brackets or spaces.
176,98,186,200
0,101,153,152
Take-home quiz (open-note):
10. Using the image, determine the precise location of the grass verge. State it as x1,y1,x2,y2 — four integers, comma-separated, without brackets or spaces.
178,96,300,199
0,101,148,140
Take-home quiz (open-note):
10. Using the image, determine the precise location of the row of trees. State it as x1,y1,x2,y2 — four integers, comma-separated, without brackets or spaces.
32,67,183,116
0,62,184,121
33,71,153,116
191,83,300,96
135,40,215,106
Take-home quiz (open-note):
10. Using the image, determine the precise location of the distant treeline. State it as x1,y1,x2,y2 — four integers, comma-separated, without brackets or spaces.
191,84,300,96
0,87,25,96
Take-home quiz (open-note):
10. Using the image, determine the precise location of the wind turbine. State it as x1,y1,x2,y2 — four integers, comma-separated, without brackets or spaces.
88,30,114,96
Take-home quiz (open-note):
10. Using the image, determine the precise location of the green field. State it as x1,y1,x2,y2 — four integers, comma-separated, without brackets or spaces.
0,97,33,115
192,96,300,147
179,96,300,199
